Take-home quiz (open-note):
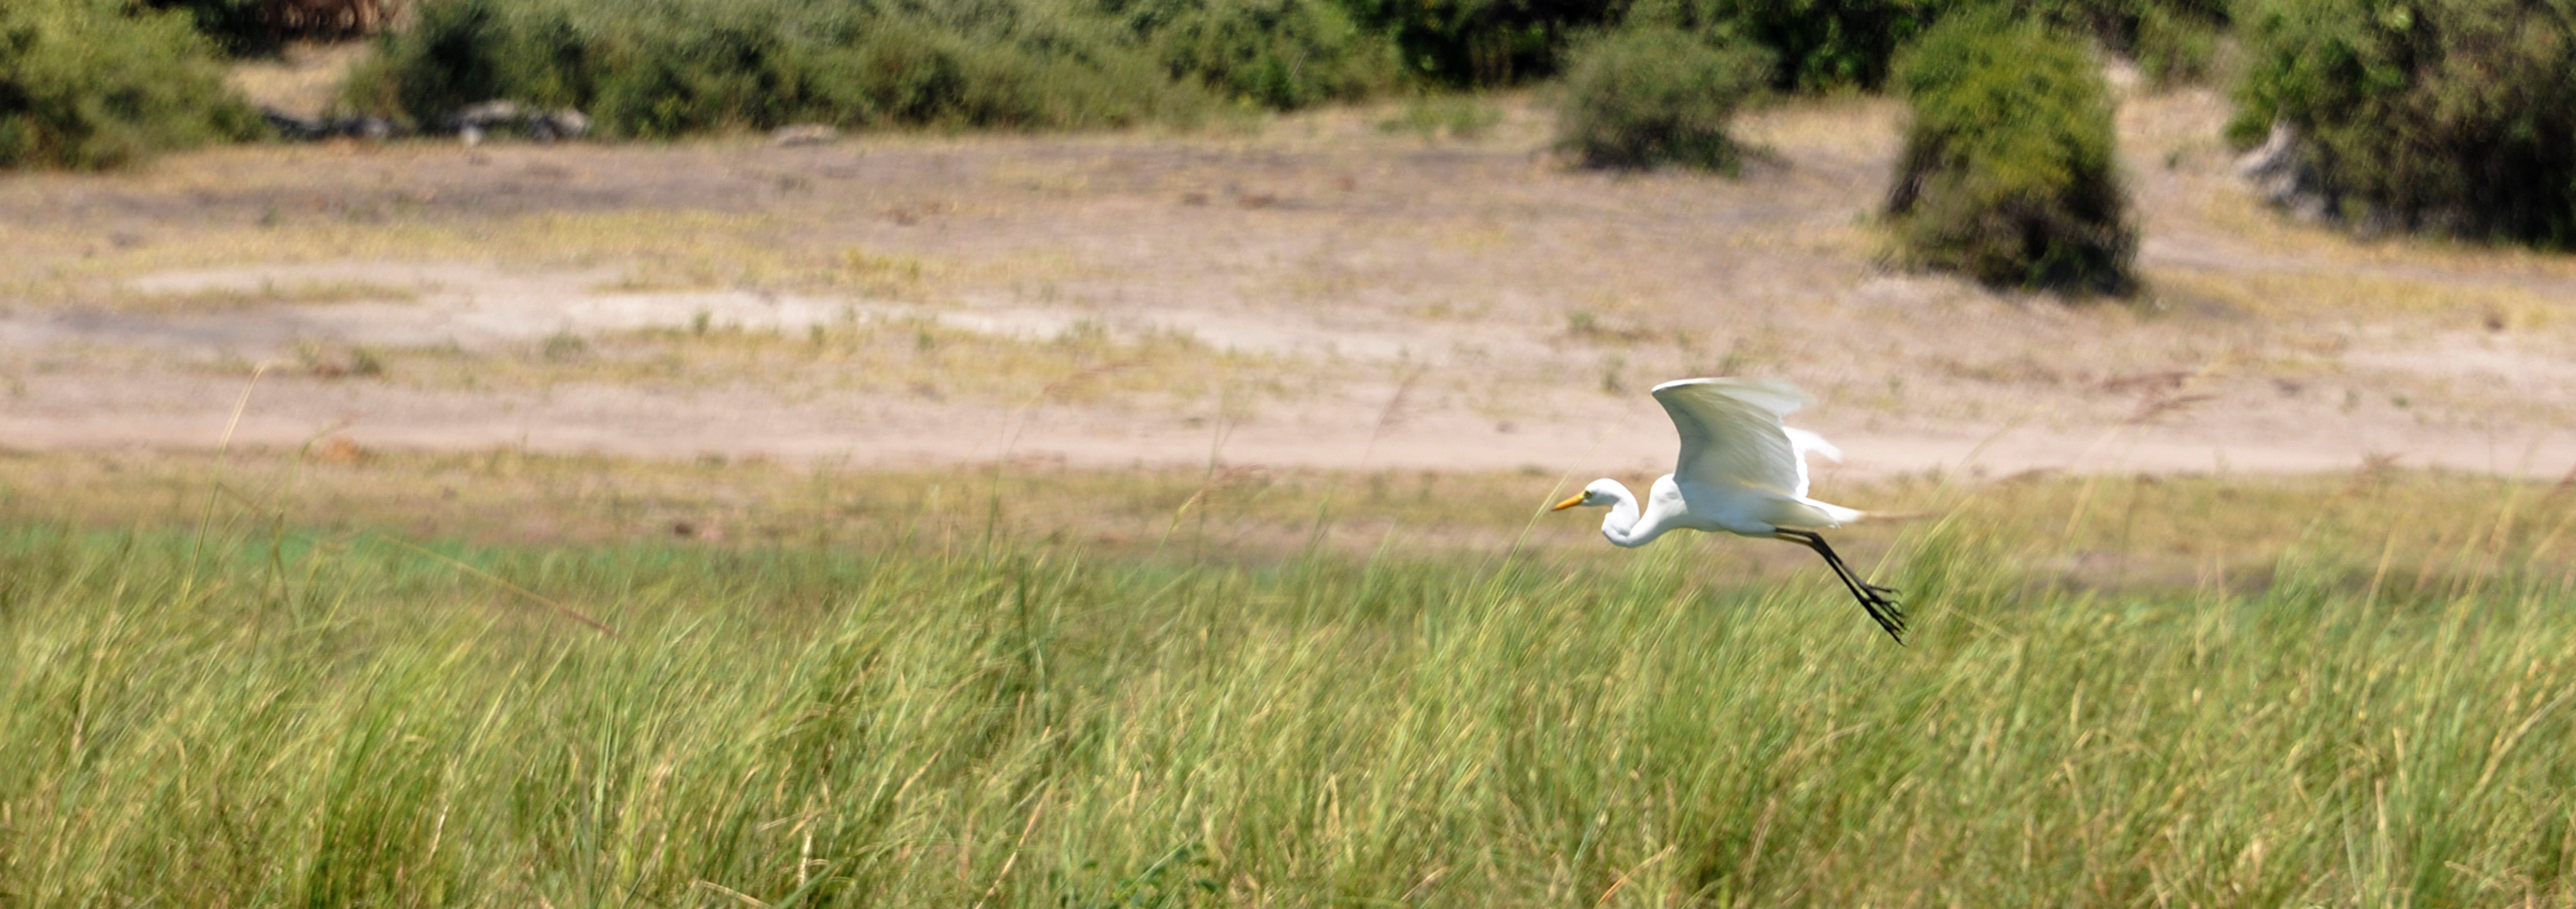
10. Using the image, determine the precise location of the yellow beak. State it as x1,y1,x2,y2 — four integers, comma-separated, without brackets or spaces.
1551,494,1585,511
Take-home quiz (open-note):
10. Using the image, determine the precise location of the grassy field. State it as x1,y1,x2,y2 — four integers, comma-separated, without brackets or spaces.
4,454,2575,906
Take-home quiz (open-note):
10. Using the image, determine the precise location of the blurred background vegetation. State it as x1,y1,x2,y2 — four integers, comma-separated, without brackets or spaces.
1886,12,2136,294
0,0,263,169
3,0,2571,260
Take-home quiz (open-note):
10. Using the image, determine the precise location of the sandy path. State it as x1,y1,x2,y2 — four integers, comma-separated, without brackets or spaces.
3,90,2572,481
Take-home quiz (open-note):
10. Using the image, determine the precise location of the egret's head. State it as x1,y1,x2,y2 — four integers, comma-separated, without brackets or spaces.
1550,478,1627,511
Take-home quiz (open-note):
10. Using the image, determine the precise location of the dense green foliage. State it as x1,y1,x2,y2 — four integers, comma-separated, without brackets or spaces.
1888,13,2136,294
1104,0,1398,109
1554,27,1770,171
337,0,2243,140
2232,0,2576,247
2007,0,2229,82
1336,0,1619,85
0,0,261,169
345,0,1217,134
1626,0,1946,91
1604,0,2223,91
4,491,2574,905
350,0,1409,134
145,0,277,55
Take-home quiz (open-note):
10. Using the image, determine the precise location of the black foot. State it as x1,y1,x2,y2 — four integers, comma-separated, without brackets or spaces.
1777,529,1907,644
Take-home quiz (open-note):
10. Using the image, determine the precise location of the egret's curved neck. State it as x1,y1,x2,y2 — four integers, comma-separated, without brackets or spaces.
1594,482,1670,548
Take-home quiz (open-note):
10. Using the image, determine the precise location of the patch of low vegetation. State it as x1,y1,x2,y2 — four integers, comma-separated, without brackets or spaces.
2,457,2572,905
1554,26,1770,172
0,0,262,170
1376,92,1502,139
294,337,388,378
2232,0,2576,248
1886,12,2136,295
117,278,425,312
364,314,1311,411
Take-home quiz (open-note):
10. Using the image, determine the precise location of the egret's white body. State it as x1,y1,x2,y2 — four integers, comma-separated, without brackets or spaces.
1555,377,1906,642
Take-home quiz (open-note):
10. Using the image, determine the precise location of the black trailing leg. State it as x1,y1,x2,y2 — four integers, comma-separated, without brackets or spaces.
1774,529,1906,644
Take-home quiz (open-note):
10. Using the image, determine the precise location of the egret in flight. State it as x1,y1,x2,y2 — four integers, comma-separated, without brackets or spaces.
1552,377,1905,643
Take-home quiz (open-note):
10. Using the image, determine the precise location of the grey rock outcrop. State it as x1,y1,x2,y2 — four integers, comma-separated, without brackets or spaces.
262,107,403,142
2234,121,2334,223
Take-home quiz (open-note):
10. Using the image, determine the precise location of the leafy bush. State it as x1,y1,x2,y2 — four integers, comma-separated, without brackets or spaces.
2008,0,2229,83
1624,0,1948,91
0,0,263,170
347,0,1222,135
2127,2,2224,83
1554,27,1770,171
1886,12,2136,294
2231,0,2576,247
144,0,275,56
1104,0,1398,108
1335,0,1621,86
1624,0,2227,91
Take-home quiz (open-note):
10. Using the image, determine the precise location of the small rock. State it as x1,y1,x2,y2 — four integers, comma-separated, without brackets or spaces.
262,107,325,140
2235,120,2335,222
437,99,584,145
527,108,590,142
351,116,396,141
450,99,523,128
772,123,840,146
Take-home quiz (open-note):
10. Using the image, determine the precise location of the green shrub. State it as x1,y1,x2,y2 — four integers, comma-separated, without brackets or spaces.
0,0,263,170
2128,2,2224,84
1337,0,1955,91
1335,0,1621,86
143,0,276,56
2231,0,2576,247
2004,0,2230,83
1886,12,2136,294
1624,0,2226,91
347,0,1222,135
1625,0,1949,91
1554,27,1770,171
1104,0,1398,108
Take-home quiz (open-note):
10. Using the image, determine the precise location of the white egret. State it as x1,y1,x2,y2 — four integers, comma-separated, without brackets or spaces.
1552,377,1906,643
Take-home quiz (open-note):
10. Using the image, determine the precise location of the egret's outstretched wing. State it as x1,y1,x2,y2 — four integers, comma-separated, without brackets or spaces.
1650,377,1809,494
1783,426,1842,498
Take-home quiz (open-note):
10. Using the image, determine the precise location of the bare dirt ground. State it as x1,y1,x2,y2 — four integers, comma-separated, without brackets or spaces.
6,72,2575,486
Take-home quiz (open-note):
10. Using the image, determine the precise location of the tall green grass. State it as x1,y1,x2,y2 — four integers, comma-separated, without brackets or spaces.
4,489,2573,905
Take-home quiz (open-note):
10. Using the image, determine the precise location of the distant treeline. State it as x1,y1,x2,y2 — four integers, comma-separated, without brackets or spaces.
7,0,2571,250
330,0,2231,134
